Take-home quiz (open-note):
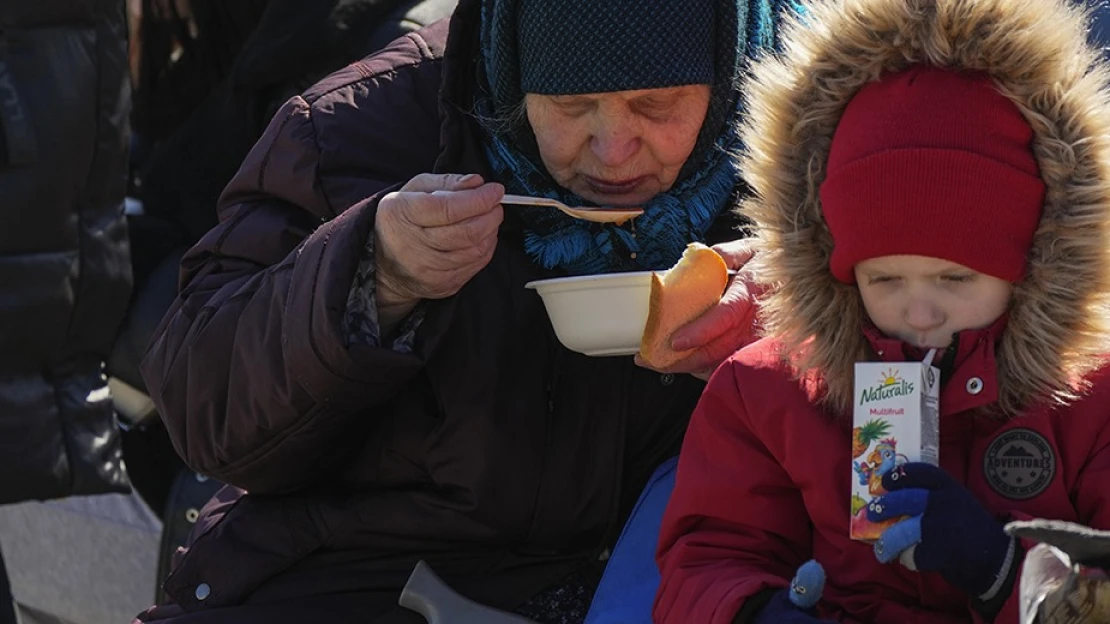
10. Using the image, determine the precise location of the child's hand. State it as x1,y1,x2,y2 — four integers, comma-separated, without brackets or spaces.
753,560,832,624
866,463,1017,605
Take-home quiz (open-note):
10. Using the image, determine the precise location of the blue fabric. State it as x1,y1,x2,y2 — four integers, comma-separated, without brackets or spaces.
867,463,1013,599
584,457,677,624
584,459,829,623
788,560,826,610
483,116,744,275
753,560,830,623
872,515,923,564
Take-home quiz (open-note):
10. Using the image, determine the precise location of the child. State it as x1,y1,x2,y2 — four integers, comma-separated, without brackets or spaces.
653,0,1110,623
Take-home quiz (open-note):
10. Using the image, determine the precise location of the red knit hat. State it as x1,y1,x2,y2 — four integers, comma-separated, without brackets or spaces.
821,66,1046,284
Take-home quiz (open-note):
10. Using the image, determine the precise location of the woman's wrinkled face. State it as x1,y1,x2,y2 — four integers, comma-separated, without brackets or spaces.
524,84,711,207
855,255,1013,350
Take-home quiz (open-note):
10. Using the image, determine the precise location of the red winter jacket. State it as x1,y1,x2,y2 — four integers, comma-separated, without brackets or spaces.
655,328,1110,623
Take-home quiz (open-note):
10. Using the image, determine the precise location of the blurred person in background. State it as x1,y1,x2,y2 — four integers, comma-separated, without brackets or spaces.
0,1,463,622
0,0,133,622
124,0,458,277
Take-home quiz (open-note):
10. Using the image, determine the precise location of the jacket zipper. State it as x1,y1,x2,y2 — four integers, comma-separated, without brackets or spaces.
519,347,562,551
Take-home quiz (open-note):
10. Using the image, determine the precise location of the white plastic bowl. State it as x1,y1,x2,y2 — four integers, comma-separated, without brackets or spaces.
525,271,654,356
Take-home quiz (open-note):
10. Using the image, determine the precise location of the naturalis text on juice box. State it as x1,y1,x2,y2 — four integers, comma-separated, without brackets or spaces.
849,360,940,541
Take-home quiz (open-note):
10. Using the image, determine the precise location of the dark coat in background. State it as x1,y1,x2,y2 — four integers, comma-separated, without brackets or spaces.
129,0,455,268
0,0,131,503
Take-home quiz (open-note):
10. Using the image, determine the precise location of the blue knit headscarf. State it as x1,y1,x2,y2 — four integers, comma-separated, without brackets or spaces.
475,0,792,276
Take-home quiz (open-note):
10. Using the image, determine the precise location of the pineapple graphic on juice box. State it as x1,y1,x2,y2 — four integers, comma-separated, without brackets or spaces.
850,356,940,541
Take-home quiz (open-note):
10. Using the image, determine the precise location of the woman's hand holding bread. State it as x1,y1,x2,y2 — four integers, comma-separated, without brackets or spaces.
637,239,762,380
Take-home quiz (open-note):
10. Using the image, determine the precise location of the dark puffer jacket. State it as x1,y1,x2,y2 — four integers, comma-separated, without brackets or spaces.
0,0,131,503
136,0,750,620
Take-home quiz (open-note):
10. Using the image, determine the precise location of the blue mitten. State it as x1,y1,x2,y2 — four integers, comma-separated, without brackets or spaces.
752,561,830,624
867,463,1017,603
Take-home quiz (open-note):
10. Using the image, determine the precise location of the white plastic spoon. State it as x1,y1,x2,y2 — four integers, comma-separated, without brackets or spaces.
501,193,643,224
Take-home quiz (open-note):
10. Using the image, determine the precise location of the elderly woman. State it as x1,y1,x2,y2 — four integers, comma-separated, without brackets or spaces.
136,0,787,622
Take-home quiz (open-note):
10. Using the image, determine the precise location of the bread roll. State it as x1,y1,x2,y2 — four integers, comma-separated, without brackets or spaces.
639,243,729,368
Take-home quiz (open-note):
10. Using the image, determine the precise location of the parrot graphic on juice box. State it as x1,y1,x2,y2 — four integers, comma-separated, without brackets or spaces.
850,366,919,541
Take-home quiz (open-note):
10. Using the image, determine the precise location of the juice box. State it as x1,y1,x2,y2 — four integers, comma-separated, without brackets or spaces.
849,357,940,541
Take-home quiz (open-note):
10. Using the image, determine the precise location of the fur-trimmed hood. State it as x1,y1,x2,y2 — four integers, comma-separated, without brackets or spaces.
739,0,1110,415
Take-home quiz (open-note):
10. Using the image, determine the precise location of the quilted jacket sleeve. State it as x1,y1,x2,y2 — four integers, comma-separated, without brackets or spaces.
653,361,813,624
140,35,447,495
